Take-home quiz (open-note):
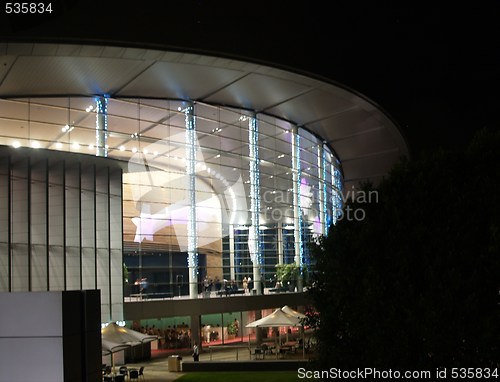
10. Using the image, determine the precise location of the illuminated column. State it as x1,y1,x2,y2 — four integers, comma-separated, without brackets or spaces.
277,222,283,265
332,163,343,225
185,103,199,299
95,96,108,157
229,225,235,281
331,163,337,225
292,126,303,292
318,144,327,235
248,114,262,295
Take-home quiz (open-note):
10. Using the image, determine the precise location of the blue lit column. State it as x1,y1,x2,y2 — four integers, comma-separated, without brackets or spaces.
229,225,235,281
318,144,327,235
330,164,336,225
292,126,303,292
185,103,198,299
277,222,283,265
248,114,262,295
95,96,108,157
332,163,343,225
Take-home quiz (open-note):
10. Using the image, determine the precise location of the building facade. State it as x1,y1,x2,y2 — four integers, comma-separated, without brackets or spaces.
0,42,409,328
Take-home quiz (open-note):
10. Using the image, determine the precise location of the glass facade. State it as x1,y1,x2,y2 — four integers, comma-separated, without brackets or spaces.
126,309,303,349
0,96,343,299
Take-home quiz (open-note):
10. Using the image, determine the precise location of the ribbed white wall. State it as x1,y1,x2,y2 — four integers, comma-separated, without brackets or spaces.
0,146,124,322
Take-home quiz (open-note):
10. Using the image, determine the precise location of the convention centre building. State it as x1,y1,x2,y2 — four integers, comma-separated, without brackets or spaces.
0,42,409,347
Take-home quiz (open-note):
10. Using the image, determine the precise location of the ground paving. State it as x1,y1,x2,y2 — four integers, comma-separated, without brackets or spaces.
112,344,313,381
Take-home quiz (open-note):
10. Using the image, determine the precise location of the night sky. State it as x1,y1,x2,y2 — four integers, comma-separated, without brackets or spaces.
1,1,499,157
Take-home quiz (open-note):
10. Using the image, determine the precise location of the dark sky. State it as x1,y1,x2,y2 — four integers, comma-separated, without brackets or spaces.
1,1,500,156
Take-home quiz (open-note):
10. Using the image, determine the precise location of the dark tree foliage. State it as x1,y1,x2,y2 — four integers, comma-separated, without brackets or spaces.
307,128,500,370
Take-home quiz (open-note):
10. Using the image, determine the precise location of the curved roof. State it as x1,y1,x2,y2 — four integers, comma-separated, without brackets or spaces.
0,42,409,188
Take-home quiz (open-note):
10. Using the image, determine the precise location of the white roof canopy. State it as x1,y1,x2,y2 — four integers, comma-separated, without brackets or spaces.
0,42,409,188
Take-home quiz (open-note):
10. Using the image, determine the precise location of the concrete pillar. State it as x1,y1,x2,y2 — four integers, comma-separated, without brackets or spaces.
254,310,263,344
190,314,201,349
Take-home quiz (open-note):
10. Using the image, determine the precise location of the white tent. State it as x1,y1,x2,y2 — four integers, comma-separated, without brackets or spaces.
102,323,158,372
281,305,307,355
245,308,301,328
102,339,131,356
245,308,304,359
101,338,132,374
102,322,158,345
281,305,306,319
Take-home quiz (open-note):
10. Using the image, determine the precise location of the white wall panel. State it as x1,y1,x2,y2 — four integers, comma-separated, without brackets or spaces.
0,147,123,321
0,157,9,291
11,158,29,291
65,162,81,290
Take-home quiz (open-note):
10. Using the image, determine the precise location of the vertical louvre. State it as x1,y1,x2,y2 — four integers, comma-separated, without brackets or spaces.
0,147,123,322
0,155,10,291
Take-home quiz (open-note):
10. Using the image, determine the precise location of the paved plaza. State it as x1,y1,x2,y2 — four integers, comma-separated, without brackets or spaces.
111,344,312,381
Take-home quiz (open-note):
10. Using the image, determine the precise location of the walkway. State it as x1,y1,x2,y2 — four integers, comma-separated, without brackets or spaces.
114,344,314,381
124,288,296,302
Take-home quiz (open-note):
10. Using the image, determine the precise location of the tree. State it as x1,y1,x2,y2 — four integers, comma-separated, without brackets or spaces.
307,127,500,369
227,320,239,336
275,263,299,289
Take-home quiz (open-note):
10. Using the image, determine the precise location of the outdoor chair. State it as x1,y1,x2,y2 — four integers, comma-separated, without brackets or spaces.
119,366,128,377
261,343,271,355
138,366,145,381
129,369,139,381
253,347,263,360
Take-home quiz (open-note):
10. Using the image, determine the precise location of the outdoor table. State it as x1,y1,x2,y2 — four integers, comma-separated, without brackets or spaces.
279,346,292,358
263,343,275,355
102,373,125,382
283,341,298,352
